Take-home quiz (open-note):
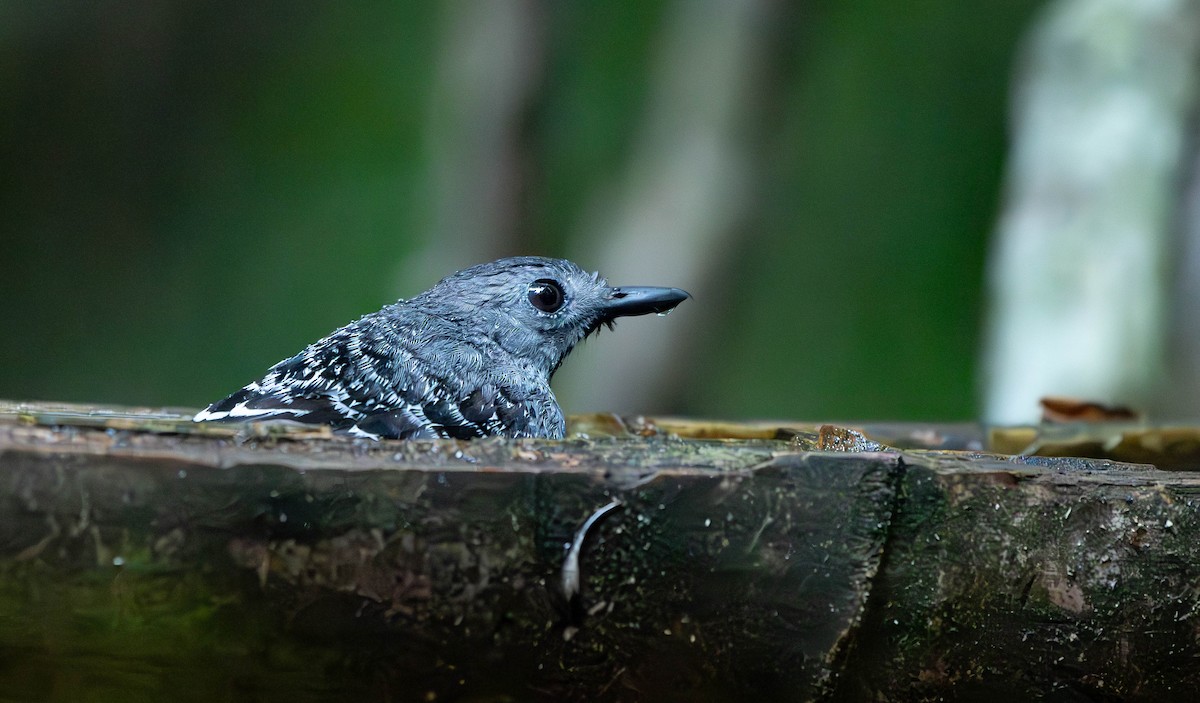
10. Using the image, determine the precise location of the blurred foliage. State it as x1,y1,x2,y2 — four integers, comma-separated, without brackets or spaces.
0,0,1044,421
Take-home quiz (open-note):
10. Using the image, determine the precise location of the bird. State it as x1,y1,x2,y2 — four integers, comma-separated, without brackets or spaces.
193,256,689,440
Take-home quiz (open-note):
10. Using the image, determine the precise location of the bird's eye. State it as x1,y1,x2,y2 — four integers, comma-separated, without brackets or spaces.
527,279,565,313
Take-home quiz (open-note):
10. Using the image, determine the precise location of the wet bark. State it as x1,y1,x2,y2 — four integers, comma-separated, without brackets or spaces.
0,403,1198,701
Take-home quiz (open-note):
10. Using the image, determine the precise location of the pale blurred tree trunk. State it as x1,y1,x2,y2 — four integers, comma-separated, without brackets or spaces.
556,0,779,416
1165,91,1200,419
984,0,1200,424
401,1,544,289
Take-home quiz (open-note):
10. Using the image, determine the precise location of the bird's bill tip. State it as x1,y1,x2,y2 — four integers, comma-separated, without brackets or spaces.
602,286,691,318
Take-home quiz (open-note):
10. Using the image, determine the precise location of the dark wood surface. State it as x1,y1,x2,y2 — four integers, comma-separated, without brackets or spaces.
0,403,1196,701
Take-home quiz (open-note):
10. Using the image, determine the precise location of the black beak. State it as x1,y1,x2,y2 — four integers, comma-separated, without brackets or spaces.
602,286,691,318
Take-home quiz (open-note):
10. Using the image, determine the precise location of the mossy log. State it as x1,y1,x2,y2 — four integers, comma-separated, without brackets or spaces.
0,403,1198,701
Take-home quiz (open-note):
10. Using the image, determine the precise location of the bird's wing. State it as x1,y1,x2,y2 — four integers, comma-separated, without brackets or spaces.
193,330,378,426
194,321,555,440
350,382,525,440
194,322,410,428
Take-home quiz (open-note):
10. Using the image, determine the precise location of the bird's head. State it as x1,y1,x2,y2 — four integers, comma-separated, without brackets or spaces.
414,256,690,378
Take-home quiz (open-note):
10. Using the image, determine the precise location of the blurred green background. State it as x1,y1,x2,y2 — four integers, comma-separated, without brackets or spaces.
0,0,1047,422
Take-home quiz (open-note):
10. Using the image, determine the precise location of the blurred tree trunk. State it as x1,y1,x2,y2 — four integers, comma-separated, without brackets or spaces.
1165,71,1200,420
556,0,780,416
984,0,1200,424
402,0,544,286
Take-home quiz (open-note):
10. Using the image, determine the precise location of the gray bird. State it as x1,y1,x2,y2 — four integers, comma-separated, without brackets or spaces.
194,256,689,439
